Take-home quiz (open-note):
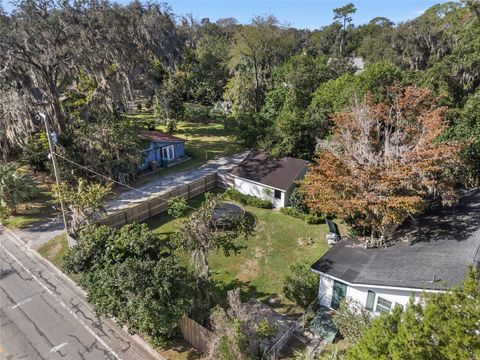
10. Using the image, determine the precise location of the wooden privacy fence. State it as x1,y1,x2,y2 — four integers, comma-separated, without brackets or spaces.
179,315,212,353
98,173,218,228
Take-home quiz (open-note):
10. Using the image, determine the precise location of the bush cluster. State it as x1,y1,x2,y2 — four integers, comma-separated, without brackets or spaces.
225,188,273,209
184,104,213,123
280,207,324,224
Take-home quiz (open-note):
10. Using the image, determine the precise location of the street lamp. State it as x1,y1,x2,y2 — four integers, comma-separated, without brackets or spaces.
32,112,70,241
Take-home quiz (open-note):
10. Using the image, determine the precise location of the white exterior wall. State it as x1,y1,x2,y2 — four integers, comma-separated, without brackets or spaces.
233,177,286,208
318,274,433,313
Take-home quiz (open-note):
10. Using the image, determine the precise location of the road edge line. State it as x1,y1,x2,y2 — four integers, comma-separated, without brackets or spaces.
2,226,167,360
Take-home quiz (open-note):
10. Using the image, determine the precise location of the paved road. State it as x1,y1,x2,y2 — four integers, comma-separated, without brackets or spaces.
106,151,250,213
0,229,161,360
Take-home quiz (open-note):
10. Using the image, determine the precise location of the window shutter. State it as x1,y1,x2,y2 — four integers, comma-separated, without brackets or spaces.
366,290,375,310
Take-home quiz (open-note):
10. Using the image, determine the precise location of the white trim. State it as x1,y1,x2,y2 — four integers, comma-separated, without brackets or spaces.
229,173,286,192
313,270,445,294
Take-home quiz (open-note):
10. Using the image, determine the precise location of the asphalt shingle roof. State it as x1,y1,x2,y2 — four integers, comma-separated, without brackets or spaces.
312,189,480,291
229,152,308,191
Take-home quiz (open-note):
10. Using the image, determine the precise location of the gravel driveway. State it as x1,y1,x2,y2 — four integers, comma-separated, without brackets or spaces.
106,151,250,214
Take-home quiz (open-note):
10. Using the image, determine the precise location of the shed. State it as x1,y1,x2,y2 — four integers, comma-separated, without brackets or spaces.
139,131,187,171
229,152,308,208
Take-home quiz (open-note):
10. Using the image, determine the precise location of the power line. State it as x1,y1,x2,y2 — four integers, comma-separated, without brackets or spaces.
53,152,151,196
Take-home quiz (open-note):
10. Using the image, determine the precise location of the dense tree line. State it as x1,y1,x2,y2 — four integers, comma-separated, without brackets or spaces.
1,0,479,236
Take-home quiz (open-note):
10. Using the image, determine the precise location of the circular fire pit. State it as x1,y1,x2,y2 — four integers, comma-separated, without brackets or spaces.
213,202,245,225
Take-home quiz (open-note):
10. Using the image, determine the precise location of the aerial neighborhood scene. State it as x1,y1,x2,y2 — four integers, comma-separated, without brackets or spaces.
1,0,480,359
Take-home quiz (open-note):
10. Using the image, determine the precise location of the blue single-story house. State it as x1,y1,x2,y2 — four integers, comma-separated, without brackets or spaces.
139,131,187,171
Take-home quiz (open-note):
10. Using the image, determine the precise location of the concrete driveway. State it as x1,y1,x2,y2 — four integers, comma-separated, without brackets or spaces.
106,151,249,214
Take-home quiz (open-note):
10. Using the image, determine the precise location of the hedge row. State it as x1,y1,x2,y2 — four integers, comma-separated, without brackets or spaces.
225,189,273,209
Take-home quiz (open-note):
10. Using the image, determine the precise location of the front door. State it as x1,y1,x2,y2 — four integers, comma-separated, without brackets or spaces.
331,280,348,309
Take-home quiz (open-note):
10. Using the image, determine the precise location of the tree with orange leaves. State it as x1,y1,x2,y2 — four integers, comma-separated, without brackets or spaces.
300,85,462,244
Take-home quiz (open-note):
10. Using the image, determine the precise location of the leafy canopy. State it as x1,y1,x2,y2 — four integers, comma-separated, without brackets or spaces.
347,267,480,360
64,223,194,345
301,85,462,241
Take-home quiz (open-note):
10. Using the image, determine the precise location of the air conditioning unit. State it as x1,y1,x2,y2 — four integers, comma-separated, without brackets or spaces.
326,232,340,245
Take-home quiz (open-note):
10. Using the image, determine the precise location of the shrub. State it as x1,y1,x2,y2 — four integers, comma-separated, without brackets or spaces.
289,186,308,213
283,260,319,308
332,299,373,343
280,207,324,224
184,104,212,123
306,214,324,224
22,132,49,172
225,188,273,209
167,196,189,218
0,163,38,215
64,223,194,346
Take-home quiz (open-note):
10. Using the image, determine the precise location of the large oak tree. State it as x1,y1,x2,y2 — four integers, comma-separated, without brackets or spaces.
301,85,462,243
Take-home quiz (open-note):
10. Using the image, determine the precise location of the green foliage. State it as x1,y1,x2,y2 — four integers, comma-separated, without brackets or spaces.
358,61,403,101
167,196,189,218
209,289,277,360
225,188,273,209
64,223,194,345
289,187,308,213
173,194,253,280
153,72,186,132
347,267,480,360
63,116,142,182
52,178,111,234
332,299,373,343
280,207,324,224
0,202,11,221
283,260,319,308
0,163,37,215
446,88,480,185
22,132,50,172
256,318,277,341
293,349,316,360
183,104,212,123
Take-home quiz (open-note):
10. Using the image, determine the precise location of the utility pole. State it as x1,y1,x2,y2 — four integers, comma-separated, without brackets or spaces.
39,113,70,240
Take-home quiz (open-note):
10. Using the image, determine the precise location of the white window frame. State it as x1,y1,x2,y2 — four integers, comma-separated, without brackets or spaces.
375,297,392,314
162,145,175,160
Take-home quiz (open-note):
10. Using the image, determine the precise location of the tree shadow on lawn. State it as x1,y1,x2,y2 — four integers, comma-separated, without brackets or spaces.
212,278,302,316
160,337,203,360
212,278,271,308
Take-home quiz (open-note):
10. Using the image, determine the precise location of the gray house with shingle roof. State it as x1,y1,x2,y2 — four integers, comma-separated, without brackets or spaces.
312,189,480,313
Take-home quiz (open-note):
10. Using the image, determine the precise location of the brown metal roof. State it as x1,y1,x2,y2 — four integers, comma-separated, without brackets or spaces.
230,152,308,191
140,131,185,143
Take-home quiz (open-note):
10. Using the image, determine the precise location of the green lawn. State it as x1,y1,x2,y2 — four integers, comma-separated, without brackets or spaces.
37,233,69,269
37,233,82,283
130,113,243,187
145,189,345,315
3,171,56,229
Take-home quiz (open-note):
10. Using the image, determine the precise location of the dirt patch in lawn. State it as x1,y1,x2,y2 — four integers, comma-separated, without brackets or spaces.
238,258,259,282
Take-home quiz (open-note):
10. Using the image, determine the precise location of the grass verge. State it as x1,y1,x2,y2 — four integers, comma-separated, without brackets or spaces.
3,171,55,229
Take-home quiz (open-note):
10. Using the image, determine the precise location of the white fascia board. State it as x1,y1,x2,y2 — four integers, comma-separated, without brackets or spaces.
314,271,445,294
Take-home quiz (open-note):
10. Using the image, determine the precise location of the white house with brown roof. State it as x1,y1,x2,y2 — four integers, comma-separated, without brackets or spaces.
228,152,308,208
